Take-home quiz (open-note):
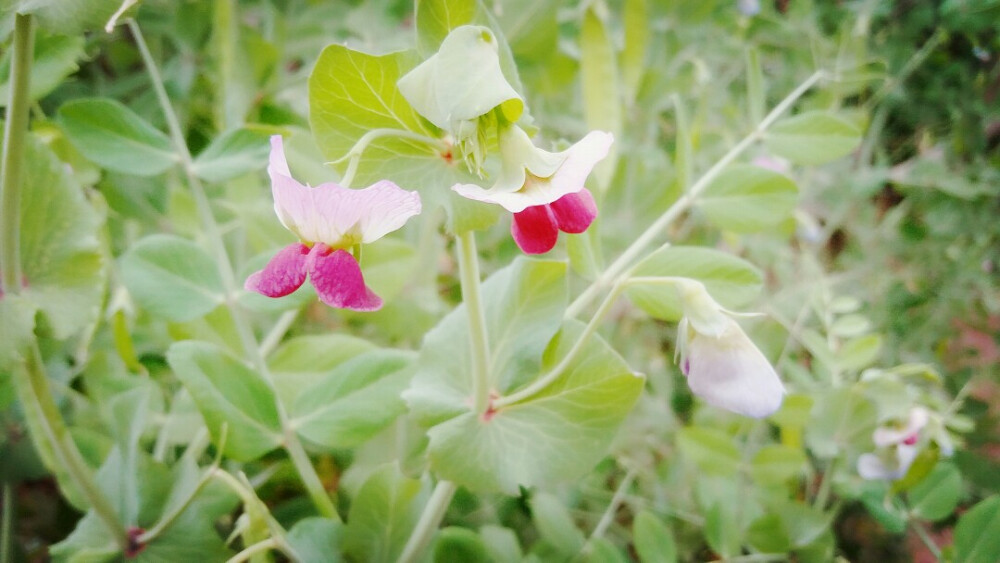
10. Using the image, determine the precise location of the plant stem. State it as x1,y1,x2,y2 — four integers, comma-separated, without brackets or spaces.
589,467,636,542
911,519,942,560
495,280,624,408
259,309,299,358
128,18,339,522
456,231,491,414
1,482,13,563
0,13,33,293
225,538,278,563
397,480,458,563
19,344,128,548
567,71,825,318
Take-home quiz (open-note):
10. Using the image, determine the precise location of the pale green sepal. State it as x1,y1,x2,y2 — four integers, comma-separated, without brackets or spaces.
397,25,523,134
676,280,731,338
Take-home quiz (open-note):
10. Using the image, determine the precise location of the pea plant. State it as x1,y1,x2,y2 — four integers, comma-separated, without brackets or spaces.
1,0,996,561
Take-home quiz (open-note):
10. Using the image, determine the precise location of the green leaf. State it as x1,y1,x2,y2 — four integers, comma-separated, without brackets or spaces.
696,164,799,233
581,537,628,563
415,0,476,55
747,513,791,554
954,496,1000,563
16,131,105,339
837,334,883,371
191,127,271,184
268,334,376,406
633,510,678,563
433,527,490,563
421,320,643,494
626,246,763,321
59,98,177,176
494,0,558,63
479,525,523,563
677,426,741,477
750,445,807,485
120,234,225,322
398,25,523,131
0,32,84,105
167,341,282,461
406,257,568,427
705,502,740,558
0,295,36,370
531,493,585,555
805,387,877,459
580,6,620,191
344,464,427,563
290,349,414,450
908,462,963,522
10,0,124,35
764,111,863,166
287,518,344,563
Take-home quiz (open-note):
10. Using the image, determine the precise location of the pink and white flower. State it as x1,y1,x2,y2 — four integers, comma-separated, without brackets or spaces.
674,281,785,418
857,406,930,480
452,126,612,254
245,136,421,311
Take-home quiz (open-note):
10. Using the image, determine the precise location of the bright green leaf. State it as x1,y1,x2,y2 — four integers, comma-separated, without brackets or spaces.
697,164,799,233
15,131,104,339
747,513,791,554
421,321,643,493
59,98,177,176
344,464,427,563
751,445,807,485
415,0,476,55
268,334,376,406
120,234,225,322
167,341,283,461
10,0,124,35
433,527,490,563
908,462,963,522
677,426,741,476
837,334,883,371
626,246,763,321
191,127,271,184
291,349,414,450
954,496,1000,563
531,493,585,555
406,257,568,427
633,510,678,563
764,111,863,166
479,525,523,563
287,518,344,563
705,502,740,558
0,32,83,105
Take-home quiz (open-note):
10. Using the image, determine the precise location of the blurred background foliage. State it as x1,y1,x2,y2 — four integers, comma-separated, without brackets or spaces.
1,0,998,561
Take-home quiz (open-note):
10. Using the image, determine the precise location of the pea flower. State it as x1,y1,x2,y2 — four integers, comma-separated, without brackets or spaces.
674,281,785,418
245,136,421,311
857,406,931,480
452,126,612,254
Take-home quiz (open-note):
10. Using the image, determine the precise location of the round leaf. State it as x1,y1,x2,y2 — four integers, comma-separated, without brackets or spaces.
696,164,799,233
763,111,862,166
954,496,1000,563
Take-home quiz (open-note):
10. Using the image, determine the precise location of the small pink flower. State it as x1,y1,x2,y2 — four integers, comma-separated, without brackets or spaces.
245,136,421,311
452,126,612,254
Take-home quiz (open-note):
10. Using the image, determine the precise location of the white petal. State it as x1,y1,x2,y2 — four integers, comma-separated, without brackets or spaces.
685,318,785,418
452,130,613,213
872,406,930,447
857,453,895,480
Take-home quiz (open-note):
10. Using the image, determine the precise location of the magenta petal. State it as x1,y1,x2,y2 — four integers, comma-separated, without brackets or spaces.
550,189,597,234
307,246,382,311
245,243,310,297
511,205,559,254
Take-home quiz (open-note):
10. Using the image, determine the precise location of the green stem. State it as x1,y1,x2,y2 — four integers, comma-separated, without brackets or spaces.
397,480,458,563
225,538,278,563
495,279,625,408
588,467,636,542
336,128,447,188
20,344,128,548
1,482,13,563
128,18,339,522
456,231,491,414
567,71,825,318
0,13,33,293
911,519,942,560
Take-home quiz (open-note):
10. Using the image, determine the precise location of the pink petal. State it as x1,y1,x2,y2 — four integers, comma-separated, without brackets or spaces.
245,243,310,297
550,189,597,234
267,136,421,246
511,205,559,254
306,244,382,311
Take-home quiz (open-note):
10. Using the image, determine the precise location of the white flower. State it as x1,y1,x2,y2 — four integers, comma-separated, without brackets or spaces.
857,406,930,480
675,282,785,418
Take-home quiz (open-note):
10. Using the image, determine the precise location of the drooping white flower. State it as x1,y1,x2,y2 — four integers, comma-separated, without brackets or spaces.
857,406,932,480
674,281,785,418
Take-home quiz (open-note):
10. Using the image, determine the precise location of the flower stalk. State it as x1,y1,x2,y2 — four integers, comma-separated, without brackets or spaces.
128,18,339,522
456,231,492,414
397,480,458,563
